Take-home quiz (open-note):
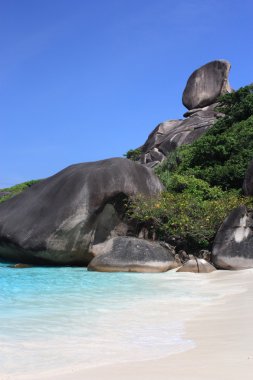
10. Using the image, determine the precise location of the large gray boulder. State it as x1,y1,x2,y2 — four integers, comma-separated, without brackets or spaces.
182,60,232,110
140,104,219,165
243,159,253,196
0,158,163,265
88,237,179,272
212,206,253,270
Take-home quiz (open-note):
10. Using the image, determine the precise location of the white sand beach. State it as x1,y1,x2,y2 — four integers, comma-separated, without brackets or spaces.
3,268,253,380
48,269,253,380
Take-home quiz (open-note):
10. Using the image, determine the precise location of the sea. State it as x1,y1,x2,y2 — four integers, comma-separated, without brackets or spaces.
0,261,247,379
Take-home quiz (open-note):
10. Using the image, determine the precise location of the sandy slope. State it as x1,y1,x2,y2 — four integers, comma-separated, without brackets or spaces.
48,269,253,380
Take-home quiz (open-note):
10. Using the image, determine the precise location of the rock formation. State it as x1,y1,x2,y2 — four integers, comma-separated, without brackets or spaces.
243,159,253,196
88,236,179,272
212,206,253,270
138,60,232,167
182,60,232,110
0,158,163,265
0,59,239,269
177,256,216,273
140,104,220,167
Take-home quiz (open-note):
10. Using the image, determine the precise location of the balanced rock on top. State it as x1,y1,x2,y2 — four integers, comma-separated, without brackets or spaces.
138,59,233,168
182,60,232,110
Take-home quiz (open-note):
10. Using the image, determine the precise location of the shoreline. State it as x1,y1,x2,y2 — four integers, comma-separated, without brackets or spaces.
3,269,253,380
48,269,253,380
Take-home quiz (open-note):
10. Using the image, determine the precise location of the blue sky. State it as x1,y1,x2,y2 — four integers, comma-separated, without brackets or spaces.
1,0,253,187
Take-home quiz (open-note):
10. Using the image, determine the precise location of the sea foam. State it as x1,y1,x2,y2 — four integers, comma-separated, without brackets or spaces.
0,262,249,379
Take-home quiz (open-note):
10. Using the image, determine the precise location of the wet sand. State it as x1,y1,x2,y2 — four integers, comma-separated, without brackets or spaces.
49,269,253,380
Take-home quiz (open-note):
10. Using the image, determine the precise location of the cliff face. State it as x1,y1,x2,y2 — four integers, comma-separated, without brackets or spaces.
138,60,232,167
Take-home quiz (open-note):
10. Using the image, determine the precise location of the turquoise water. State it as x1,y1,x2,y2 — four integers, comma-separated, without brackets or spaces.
0,261,240,379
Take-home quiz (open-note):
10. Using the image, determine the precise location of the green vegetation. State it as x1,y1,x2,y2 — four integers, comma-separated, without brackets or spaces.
124,148,142,161
161,85,253,190
128,85,253,251
128,190,245,250
0,180,40,203
2,86,253,251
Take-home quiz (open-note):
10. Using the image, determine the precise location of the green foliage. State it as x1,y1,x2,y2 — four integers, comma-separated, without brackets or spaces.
158,85,253,190
127,191,246,250
155,150,179,175
175,115,253,189
128,85,253,251
164,174,226,200
124,148,142,161
216,84,253,125
0,180,40,203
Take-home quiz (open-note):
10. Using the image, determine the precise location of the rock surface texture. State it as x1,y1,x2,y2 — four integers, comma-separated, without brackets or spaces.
138,60,232,167
212,206,253,270
140,104,219,166
243,159,253,196
177,257,216,273
88,236,179,272
0,59,236,268
182,60,232,110
0,158,163,265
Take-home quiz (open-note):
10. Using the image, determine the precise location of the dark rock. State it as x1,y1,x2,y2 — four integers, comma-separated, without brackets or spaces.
135,60,234,168
199,250,211,262
87,237,179,272
183,107,206,118
182,60,232,110
183,105,224,119
0,158,163,265
145,160,161,168
212,205,253,270
140,104,218,165
177,256,216,273
133,60,234,168
145,149,165,163
141,120,183,154
174,253,183,265
243,159,253,196
177,250,189,263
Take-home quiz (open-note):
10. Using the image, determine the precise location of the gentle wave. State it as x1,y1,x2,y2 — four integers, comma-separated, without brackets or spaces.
0,262,250,379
